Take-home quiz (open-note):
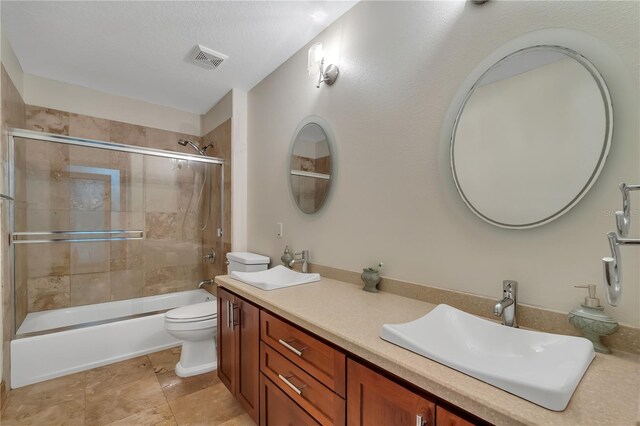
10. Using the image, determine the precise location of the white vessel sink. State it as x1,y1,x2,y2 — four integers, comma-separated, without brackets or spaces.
230,265,320,291
380,304,594,411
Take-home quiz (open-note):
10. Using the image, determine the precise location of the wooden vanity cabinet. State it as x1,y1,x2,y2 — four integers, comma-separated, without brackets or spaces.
347,359,435,426
217,288,260,424
436,406,475,426
218,286,485,426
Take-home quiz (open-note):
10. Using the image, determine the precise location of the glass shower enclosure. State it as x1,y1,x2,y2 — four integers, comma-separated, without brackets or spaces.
6,128,224,337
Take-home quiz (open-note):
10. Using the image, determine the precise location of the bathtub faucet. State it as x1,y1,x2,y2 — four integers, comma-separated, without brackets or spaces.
198,279,213,289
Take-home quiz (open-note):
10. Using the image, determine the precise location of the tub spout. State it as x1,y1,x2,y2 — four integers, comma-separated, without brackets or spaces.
198,279,213,289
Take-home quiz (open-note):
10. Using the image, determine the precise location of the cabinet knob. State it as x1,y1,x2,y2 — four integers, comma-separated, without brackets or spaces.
416,415,428,426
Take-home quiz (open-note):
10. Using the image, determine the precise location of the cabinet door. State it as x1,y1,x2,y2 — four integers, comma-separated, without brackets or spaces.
260,373,320,426
217,287,236,394
347,359,435,426
436,406,475,426
236,299,260,424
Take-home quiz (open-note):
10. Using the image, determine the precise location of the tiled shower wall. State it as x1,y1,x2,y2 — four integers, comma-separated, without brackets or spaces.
291,154,331,213
202,118,231,280
10,106,231,328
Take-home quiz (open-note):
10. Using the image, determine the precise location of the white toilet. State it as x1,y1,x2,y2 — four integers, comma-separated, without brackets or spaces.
164,251,269,377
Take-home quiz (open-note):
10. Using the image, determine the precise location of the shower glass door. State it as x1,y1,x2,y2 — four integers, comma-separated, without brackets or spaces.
11,132,223,336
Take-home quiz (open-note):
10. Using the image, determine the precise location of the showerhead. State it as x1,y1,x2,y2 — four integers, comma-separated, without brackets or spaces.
178,139,207,156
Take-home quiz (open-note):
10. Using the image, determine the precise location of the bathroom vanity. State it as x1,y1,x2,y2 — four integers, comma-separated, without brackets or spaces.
215,275,639,426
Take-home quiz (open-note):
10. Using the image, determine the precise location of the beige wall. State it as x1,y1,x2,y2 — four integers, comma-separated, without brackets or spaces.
247,1,640,326
23,74,201,136
201,91,232,136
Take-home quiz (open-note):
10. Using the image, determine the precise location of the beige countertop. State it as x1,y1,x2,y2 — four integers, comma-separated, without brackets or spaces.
215,275,640,426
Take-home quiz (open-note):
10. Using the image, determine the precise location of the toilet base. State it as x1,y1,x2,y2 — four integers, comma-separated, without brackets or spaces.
174,337,217,378
175,360,217,378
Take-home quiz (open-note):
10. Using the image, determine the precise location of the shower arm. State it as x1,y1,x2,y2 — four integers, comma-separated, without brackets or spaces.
603,182,640,306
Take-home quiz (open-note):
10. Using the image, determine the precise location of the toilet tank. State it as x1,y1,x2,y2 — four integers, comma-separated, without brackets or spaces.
226,252,270,274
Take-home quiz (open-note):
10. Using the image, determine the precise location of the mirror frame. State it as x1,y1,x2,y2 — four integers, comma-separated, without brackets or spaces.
450,45,613,229
287,115,337,215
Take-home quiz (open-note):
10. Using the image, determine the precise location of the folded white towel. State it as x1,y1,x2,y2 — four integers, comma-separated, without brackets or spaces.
230,265,320,291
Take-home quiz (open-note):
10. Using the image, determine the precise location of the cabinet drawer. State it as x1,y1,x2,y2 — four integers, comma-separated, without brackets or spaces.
261,342,345,426
260,373,320,426
260,311,346,397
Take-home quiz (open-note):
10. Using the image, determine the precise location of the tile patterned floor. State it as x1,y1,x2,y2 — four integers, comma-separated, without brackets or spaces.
1,347,255,426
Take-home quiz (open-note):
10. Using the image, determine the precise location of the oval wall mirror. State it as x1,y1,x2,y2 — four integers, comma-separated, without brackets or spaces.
450,45,613,229
289,119,335,214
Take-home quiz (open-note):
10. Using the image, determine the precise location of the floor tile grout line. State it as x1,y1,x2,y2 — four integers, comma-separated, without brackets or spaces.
149,355,179,425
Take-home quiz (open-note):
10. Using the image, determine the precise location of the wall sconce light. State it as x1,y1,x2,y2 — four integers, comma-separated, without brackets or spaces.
307,43,339,88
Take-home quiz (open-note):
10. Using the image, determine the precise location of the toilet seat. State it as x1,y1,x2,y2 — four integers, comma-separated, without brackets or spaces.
165,301,217,323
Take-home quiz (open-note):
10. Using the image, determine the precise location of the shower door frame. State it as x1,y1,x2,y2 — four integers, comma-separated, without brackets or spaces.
5,128,225,337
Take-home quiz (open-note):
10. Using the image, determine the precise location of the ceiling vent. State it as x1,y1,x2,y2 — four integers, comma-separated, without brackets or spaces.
192,45,228,70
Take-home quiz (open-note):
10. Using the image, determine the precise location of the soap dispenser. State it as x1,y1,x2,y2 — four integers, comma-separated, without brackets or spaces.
568,285,619,353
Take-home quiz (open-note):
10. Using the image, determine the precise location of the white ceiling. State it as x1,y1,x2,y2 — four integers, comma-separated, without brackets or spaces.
1,1,357,114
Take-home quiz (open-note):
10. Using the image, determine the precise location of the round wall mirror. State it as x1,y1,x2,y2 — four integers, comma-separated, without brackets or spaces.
450,45,613,229
289,119,335,214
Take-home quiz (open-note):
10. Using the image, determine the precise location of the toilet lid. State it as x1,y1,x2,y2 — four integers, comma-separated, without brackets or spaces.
165,301,217,321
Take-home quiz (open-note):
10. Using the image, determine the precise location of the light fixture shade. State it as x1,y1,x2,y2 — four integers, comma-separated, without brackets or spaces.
307,43,323,77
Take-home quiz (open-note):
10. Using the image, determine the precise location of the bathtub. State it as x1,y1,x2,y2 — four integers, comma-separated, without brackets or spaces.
11,289,214,388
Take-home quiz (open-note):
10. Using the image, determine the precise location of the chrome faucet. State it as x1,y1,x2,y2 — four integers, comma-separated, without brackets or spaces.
289,250,309,273
494,280,518,327
197,279,213,289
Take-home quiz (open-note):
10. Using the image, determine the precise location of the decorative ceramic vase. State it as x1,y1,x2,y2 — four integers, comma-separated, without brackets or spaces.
361,268,381,293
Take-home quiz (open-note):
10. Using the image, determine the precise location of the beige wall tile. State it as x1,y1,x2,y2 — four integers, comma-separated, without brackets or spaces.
24,138,69,174
143,264,203,296
25,209,69,232
25,105,69,134
110,269,144,301
110,240,144,271
70,210,111,231
143,240,201,269
69,144,111,168
70,242,109,274
69,113,110,141
70,272,110,307
110,211,144,230
26,244,70,278
27,275,70,312
145,212,178,240
25,170,70,210
110,121,146,146
14,283,28,331
145,127,201,153
202,119,231,247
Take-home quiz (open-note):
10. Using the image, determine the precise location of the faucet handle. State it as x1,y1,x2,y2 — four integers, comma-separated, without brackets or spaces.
503,280,518,290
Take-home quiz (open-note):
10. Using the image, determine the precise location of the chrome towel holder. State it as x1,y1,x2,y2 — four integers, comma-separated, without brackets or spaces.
603,183,640,306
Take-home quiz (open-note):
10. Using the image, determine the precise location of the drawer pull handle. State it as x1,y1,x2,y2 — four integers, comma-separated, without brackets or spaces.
278,373,304,395
278,338,306,357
